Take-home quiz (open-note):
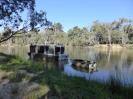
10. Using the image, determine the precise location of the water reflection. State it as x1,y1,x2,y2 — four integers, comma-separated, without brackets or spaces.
43,58,68,71
0,46,133,85
64,63,110,83
64,63,133,86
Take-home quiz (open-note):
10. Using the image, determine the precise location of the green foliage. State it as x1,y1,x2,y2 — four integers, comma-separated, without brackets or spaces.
0,54,27,71
1,18,133,46
67,26,96,46
0,0,49,43
53,22,64,32
1,53,133,99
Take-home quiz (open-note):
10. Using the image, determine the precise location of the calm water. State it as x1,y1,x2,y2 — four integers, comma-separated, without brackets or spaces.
0,46,133,85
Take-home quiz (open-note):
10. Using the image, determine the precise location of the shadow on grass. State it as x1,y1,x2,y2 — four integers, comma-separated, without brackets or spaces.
0,53,28,71
1,53,133,99
30,69,133,99
0,53,45,73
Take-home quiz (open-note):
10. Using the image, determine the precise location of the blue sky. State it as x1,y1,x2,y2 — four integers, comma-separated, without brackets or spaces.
1,0,132,32
36,0,133,31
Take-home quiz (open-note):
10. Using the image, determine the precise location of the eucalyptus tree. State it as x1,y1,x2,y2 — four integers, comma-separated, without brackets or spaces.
112,18,133,45
0,0,50,43
42,22,66,44
91,21,108,44
53,22,63,32
68,26,83,46
81,27,96,45
123,24,133,43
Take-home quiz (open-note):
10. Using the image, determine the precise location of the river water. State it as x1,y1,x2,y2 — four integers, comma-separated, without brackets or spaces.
0,46,133,85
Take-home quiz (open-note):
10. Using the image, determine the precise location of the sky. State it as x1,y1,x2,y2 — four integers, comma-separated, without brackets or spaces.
35,0,133,32
0,0,132,32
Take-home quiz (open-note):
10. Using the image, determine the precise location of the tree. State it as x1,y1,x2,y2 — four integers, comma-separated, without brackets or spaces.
53,22,63,32
90,19,133,45
123,24,133,43
68,26,83,46
112,18,133,45
91,21,107,44
0,0,50,43
42,22,67,44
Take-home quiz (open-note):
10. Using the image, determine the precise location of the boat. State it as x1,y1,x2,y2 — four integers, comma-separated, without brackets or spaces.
72,59,97,72
28,44,68,61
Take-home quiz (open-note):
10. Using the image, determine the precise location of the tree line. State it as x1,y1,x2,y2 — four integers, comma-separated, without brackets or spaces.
0,1,133,46
1,18,133,46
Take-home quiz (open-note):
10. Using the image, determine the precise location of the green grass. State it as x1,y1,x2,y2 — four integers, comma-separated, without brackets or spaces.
0,53,44,72
30,70,133,99
0,53,133,99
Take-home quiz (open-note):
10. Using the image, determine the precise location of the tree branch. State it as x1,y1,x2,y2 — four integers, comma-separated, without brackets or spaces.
0,28,26,43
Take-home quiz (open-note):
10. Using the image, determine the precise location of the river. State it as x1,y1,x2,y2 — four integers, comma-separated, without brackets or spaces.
0,46,133,85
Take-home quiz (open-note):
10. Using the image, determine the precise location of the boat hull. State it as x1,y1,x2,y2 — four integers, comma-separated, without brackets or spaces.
72,59,97,71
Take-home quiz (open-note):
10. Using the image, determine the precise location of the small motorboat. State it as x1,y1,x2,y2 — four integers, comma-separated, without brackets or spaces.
72,59,97,71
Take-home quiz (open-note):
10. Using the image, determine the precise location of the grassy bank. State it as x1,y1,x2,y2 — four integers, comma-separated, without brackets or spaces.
0,53,133,99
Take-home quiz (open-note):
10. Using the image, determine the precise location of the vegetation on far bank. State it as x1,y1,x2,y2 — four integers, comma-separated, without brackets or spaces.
0,1,133,47
0,18,133,47
0,53,133,99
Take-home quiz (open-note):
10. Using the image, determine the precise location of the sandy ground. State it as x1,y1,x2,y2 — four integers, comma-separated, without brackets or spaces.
0,70,49,99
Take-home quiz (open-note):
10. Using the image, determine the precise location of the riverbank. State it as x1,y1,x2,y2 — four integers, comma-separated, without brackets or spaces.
94,44,133,49
0,44,30,48
0,53,133,99
1,44,133,49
